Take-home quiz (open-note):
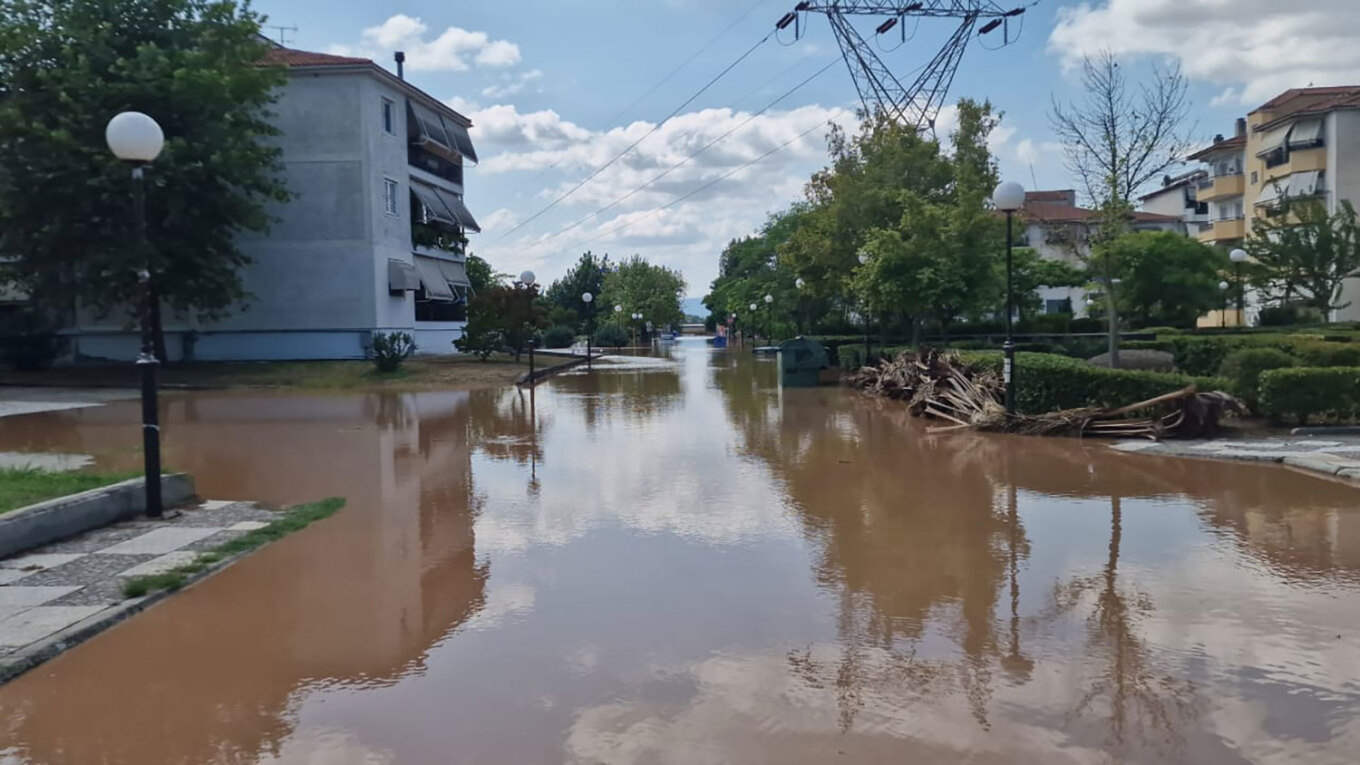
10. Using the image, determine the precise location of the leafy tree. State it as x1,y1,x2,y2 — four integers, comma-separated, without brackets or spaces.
0,0,290,360
544,251,610,331
600,255,686,327
1248,200,1360,318
454,284,545,361
1102,231,1227,327
465,253,497,293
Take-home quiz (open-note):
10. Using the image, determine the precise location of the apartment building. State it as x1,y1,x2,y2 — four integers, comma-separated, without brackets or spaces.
1138,169,1210,238
73,43,480,361
1018,190,1183,317
1189,87,1360,322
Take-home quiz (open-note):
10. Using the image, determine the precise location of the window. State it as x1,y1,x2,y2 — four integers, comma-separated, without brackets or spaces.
415,291,467,321
382,98,395,135
1250,171,1258,184
383,178,400,216
1045,299,1072,315
1232,200,1244,219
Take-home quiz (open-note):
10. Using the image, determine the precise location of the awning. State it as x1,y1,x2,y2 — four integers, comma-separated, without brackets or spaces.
410,183,458,227
387,259,420,292
1256,124,1290,156
1288,118,1324,148
445,121,478,164
1255,178,1285,207
435,257,471,288
414,256,455,301
436,190,481,233
1289,169,1322,197
407,101,475,163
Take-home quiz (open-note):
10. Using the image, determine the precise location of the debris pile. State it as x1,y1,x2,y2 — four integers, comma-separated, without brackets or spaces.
847,348,1242,439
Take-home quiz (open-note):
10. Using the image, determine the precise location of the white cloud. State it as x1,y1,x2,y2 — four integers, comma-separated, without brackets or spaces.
1049,0,1360,104
481,69,544,99
328,14,521,72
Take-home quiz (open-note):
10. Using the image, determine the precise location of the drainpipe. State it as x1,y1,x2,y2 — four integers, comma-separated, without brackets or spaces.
395,51,405,80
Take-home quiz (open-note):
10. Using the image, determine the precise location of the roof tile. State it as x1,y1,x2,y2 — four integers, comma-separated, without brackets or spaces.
261,47,372,68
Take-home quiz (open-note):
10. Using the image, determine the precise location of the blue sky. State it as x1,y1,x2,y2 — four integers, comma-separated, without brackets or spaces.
254,0,1359,298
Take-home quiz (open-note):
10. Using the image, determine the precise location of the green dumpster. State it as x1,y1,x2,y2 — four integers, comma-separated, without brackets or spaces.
778,337,828,388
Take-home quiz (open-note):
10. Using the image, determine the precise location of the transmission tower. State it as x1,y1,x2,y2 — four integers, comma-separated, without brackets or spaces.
776,2,1028,132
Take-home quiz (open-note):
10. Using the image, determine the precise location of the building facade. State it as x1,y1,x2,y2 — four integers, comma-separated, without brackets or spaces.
1190,87,1360,323
1018,190,1183,317
73,44,480,361
1138,169,1210,238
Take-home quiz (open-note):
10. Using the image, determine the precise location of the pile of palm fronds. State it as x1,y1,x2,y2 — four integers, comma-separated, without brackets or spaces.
846,348,1242,439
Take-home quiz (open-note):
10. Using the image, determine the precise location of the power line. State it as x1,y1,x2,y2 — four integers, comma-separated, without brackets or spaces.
491,29,777,244
522,57,841,254
481,0,772,213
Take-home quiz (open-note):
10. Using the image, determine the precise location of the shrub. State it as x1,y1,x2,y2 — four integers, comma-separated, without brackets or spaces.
1258,305,1326,326
454,327,501,360
1140,326,1183,337
1293,341,1360,367
371,331,415,372
593,321,629,349
541,325,576,349
957,351,1226,415
1259,367,1360,424
1218,348,1295,409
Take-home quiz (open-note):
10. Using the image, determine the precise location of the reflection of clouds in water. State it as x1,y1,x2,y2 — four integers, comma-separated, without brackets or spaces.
257,726,396,764
462,580,537,632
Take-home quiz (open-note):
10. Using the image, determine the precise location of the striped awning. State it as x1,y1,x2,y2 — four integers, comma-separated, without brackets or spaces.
387,259,420,292
414,256,455,301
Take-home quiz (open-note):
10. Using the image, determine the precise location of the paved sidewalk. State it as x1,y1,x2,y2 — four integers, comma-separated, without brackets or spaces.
1113,435,1360,483
0,499,276,681
0,387,138,419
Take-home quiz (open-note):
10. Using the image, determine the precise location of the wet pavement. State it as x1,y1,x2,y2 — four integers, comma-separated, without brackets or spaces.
0,339,1357,763
1115,436,1360,485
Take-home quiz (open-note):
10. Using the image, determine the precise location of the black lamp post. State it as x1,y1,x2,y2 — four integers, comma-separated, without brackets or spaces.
519,270,536,383
1230,248,1248,329
993,180,1027,417
582,291,594,370
1218,280,1230,329
763,293,773,343
106,111,166,518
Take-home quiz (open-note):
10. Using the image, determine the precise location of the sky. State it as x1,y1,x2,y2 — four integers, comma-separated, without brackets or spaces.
255,0,1360,299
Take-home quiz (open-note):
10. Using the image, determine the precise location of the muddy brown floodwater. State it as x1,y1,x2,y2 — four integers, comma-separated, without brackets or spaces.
1,339,1359,764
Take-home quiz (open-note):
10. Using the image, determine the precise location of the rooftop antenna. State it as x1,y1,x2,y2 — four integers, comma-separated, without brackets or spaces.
267,24,298,46
1028,160,1038,191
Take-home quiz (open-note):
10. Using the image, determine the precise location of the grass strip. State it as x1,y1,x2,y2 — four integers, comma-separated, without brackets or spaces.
121,497,345,598
0,467,141,515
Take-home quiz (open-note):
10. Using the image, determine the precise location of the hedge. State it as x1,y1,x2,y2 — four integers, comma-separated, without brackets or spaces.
1258,367,1360,424
1217,348,1295,409
956,351,1227,415
1123,335,1359,376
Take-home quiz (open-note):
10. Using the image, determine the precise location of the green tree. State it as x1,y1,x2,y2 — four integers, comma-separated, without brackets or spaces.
1008,247,1086,322
1248,200,1360,318
543,251,610,331
600,255,686,327
454,284,546,361
1103,231,1227,327
0,0,290,360
465,253,497,293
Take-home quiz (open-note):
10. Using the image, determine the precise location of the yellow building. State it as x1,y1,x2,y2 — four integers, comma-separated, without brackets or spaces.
1189,87,1360,323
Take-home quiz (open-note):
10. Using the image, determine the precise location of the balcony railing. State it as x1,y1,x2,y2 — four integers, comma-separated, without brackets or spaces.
408,144,463,188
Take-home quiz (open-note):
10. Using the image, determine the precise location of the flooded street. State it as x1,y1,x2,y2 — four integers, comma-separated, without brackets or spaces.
1,338,1359,764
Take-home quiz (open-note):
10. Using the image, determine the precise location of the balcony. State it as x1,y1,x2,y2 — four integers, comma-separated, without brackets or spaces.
1197,217,1245,243
408,144,463,188
1199,173,1244,201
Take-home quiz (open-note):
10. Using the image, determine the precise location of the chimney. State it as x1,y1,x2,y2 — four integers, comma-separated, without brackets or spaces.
1235,117,1247,138
1213,133,1224,144
1163,174,1172,187
395,51,405,80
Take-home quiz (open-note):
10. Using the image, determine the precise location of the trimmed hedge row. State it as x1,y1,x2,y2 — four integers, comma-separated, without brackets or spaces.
1258,367,1360,424
956,351,1227,415
1125,334,1359,376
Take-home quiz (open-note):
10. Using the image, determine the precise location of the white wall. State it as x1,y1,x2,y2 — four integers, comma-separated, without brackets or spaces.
1331,111,1360,321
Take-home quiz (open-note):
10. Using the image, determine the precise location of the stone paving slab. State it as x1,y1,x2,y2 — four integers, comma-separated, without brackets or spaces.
0,452,93,471
0,499,278,683
1112,435,1360,486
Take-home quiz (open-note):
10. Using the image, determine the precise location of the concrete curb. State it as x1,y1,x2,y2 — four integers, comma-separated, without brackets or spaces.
1110,442,1360,487
0,540,256,685
0,474,195,559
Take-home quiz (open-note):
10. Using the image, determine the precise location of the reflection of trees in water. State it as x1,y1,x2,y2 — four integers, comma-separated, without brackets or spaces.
1045,496,1199,760
550,367,684,432
467,386,545,466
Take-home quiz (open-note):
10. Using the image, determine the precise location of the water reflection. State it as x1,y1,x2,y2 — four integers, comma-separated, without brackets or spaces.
0,341,1356,763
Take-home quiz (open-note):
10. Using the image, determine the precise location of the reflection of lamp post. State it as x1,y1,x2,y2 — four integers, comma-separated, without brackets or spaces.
993,180,1026,417
106,111,166,518
1218,280,1230,329
1230,248,1248,329
582,291,594,369
857,250,872,363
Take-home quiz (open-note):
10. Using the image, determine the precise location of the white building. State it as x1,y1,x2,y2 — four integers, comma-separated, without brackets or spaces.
1138,169,1210,238
73,43,480,361
1017,190,1184,317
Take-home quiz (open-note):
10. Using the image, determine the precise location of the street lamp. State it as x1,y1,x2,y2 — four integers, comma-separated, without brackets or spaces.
1229,248,1248,329
631,311,642,348
993,179,1027,417
106,111,165,518
520,271,537,382
763,293,773,343
1218,280,1230,329
582,291,594,369
856,249,872,364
